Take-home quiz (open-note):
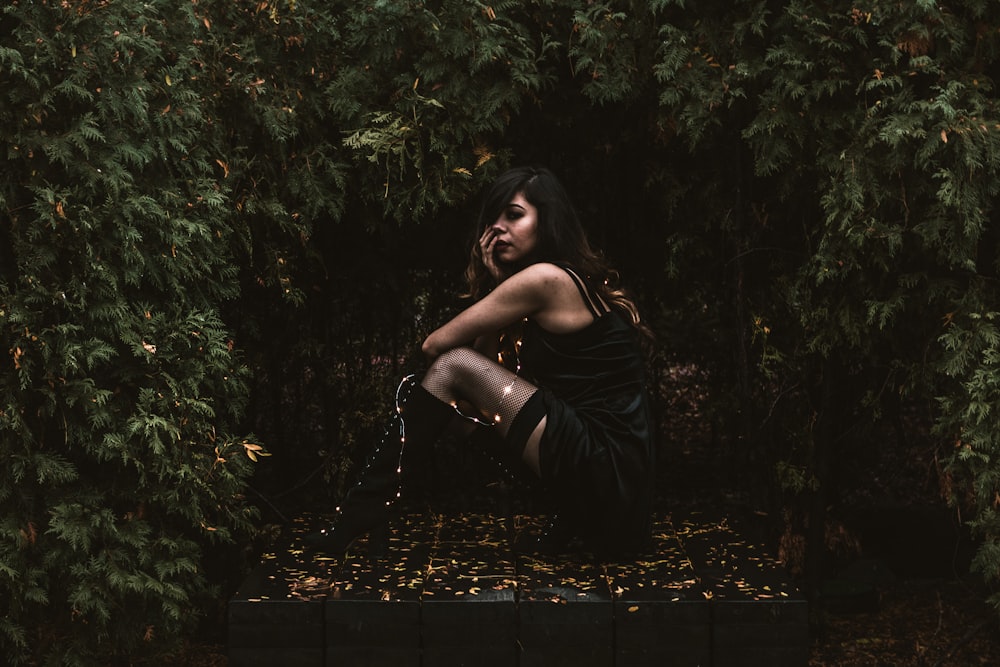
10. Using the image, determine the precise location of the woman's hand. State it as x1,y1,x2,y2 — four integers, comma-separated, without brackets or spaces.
479,226,506,285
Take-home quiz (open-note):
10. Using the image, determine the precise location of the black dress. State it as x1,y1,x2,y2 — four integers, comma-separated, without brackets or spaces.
518,264,655,555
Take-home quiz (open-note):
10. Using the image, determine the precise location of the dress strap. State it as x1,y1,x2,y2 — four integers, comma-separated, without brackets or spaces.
559,264,610,319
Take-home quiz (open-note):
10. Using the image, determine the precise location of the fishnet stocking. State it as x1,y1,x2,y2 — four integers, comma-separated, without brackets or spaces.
420,347,539,439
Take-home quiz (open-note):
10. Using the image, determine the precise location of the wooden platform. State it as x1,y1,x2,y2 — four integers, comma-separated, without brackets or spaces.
228,509,808,666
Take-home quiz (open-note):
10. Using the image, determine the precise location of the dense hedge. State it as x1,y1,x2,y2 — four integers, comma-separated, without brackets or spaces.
0,1,262,663
2,0,1000,662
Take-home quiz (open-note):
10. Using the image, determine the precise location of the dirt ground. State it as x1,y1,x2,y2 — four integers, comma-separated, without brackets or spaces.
656,362,1000,667
810,577,1000,667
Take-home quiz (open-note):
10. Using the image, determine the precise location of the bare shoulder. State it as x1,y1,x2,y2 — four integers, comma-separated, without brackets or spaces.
509,262,595,333
511,262,573,287
491,263,578,314
500,262,578,302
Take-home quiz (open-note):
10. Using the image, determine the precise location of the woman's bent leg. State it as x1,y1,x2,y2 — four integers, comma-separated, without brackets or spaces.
305,376,455,554
421,347,546,476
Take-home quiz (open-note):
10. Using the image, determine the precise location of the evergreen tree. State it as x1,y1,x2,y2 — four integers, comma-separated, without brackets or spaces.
0,1,259,662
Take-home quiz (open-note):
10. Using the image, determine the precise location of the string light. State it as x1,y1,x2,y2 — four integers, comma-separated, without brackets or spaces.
448,330,524,428
390,374,417,505
327,330,529,533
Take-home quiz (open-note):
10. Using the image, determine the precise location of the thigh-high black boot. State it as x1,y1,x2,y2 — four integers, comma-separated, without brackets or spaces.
304,375,455,554
468,422,579,556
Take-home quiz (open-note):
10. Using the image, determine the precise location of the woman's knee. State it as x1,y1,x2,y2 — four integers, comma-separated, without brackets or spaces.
425,347,481,385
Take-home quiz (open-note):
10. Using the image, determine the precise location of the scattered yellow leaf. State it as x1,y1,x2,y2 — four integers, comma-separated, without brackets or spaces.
474,146,494,168
243,441,270,462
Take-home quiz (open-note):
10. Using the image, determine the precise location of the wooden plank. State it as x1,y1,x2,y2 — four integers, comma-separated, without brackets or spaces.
609,514,711,667
228,516,334,667
227,509,810,667
675,509,809,667
228,647,323,667
515,514,613,667
434,508,512,544
324,513,435,667
421,512,518,667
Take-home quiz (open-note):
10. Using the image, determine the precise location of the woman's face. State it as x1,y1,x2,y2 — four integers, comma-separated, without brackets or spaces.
488,192,540,267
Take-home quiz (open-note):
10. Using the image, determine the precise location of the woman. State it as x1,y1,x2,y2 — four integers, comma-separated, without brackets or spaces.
307,166,655,557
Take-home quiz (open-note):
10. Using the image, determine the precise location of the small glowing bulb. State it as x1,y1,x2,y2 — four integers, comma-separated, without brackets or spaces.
494,414,502,423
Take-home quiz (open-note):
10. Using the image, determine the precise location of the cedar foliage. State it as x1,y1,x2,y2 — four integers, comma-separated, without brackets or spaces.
0,1,260,663
2,0,1000,662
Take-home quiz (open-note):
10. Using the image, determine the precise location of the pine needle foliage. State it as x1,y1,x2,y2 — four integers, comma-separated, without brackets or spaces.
1,1,259,663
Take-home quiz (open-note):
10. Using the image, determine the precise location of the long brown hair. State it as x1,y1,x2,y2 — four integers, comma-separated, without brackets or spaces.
464,166,648,335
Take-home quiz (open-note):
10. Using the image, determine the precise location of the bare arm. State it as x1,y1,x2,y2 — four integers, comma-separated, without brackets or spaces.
422,263,563,360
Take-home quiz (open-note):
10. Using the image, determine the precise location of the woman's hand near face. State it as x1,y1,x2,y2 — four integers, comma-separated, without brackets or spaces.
479,226,506,285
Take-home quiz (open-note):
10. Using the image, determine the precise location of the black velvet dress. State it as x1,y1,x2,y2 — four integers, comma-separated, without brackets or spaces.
518,265,655,555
